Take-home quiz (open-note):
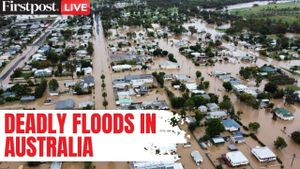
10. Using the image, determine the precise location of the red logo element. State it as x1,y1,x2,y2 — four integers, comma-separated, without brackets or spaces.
61,0,90,15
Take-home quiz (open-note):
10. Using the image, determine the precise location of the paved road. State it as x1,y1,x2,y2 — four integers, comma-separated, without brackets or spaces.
92,14,116,110
0,18,59,88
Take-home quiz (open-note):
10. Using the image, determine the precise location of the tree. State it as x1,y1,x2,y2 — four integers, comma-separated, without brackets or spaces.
264,83,278,94
34,79,47,98
170,97,185,109
103,100,108,109
101,83,106,89
195,110,205,125
205,119,225,137
84,162,93,169
285,90,298,104
188,26,198,36
87,42,94,55
170,116,179,127
219,95,233,112
248,122,260,132
101,74,105,80
49,79,59,91
223,82,232,92
274,137,287,149
102,92,107,98
291,131,300,144
196,71,202,79
203,81,210,89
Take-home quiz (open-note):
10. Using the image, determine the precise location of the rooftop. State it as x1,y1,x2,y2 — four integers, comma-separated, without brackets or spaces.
251,146,276,160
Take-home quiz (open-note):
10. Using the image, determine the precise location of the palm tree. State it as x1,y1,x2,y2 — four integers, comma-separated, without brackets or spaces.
103,100,108,109
102,92,107,98
101,83,106,89
101,74,105,80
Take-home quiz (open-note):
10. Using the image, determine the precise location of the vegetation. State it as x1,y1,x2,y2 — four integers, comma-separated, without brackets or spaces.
274,136,287,149
205,119,225,137
248,122,260,132
223,82,232,92
34,79,47,98
291,131,300,145
152,72,165,88
49,79,59,91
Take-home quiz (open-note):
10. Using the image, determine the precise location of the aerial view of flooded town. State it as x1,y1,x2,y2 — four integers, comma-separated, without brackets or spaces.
0,0,300,169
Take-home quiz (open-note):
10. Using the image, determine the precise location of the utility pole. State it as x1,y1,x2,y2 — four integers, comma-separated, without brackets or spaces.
291,154,296,167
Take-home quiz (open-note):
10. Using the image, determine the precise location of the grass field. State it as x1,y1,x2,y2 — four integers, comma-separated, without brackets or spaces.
231,2,300,24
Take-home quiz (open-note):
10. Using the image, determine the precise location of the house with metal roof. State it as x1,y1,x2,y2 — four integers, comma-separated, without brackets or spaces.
55,99,75,110
20,96,35,102
222,119,241,132
206,103,220,112
232,131,245,143
251,146,276,162
225,151,249,167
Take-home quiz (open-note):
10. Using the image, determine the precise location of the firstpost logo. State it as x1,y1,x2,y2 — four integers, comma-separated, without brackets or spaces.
0,0,90,15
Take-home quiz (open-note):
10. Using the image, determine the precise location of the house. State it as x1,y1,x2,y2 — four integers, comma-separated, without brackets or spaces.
211,137,225,144
20,96,35,102
130,162,184,169
124,74,154,87
207,111,227,119
159,61,180,69
34,68,52,77
76,50,88,58
232,131,245,143
185,115,196,124
222,119,241,132
225,151,249,167
112,64,132,72
274,108,294,120
1,91,16,99
191,150,203,165
227,144,238,151
79,101,94,109
82,67,93,75
31,53,46,61
251,146,276,162
260,65,277,74
81,76,95,88
55,99,75,110
206,103,219,111
198,105,208,113
142,100,169,110
232,84,248,92
174,74,191,82
116,98,133,106
185,82,197,91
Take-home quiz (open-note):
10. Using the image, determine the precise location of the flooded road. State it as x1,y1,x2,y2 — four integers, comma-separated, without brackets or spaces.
92,14,116,110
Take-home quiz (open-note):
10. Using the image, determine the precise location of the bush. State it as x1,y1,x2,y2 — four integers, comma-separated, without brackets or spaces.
291,131,300,144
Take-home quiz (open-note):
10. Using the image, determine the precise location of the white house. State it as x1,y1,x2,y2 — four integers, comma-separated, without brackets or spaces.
112,64,132,72
159,61,180,70
251,147,276,162
226,151,249,167
34,68,52,77
207,111,227,119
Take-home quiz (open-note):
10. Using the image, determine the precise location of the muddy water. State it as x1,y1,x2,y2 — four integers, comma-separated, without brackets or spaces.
226,0,293,10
